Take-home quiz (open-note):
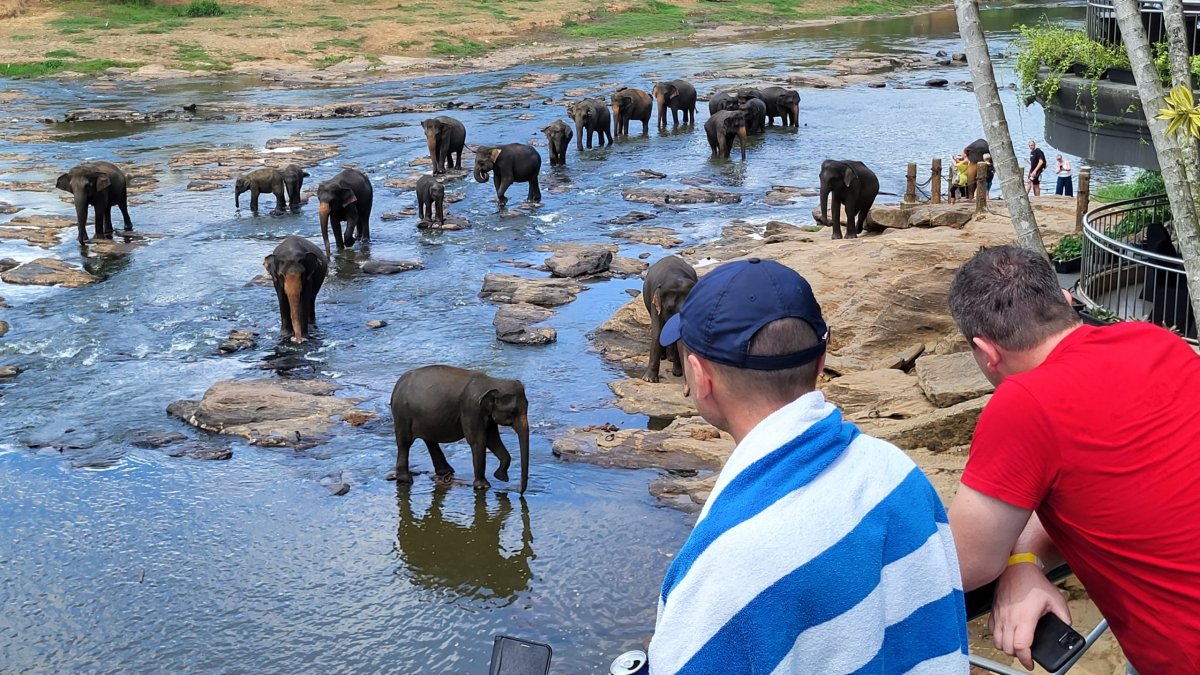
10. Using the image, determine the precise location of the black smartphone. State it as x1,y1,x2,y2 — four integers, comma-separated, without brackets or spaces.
489,635,553,675
1031,613,1086,672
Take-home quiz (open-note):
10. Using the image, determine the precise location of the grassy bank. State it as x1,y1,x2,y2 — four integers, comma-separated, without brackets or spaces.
0,0,943,78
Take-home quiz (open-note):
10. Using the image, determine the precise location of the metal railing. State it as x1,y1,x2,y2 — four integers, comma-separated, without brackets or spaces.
1087,0,1200,57
1078,194,1197,341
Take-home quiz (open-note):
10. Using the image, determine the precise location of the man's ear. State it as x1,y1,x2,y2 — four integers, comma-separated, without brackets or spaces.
971,336,1003,374
685,352,713,402
1061,288,1075,307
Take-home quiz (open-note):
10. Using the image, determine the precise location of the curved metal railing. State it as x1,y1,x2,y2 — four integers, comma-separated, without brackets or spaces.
1087,0,1200,57
1079,193,1197,341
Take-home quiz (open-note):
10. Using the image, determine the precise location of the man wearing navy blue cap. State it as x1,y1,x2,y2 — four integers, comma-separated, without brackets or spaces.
647,258,970,675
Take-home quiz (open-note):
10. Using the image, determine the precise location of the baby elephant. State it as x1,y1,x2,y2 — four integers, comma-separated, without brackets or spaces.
704,111,748,160
415,174,445,226
282,164,309,211
236,168,285,212
542,119,573,166
263,235,328,343
643,255,698,382
390,365,530,493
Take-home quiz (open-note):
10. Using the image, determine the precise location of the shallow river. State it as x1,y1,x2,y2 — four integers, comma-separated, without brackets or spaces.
1,2,1098,672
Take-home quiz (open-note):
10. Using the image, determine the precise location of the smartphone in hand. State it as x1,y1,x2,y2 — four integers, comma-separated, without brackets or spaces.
1031,613,1086,671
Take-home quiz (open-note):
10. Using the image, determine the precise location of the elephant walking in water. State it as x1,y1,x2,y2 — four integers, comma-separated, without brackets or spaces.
389,365,531,493
474,143,541,207
316,168,373,256
56,161,133,244
263,235,327,343
611,86,653,136
819,159,880,240
568,99,612,150
421,116,466,175
235,168,285,212
704,111,748,160
282,164,309,211
652,79,697,127
542,120,573,166
760,86,800,127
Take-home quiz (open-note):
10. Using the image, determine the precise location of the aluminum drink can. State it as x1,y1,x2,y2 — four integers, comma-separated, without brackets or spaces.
610,649,649,675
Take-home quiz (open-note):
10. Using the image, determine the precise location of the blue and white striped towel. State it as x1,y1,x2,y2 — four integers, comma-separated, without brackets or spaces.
649,391,969,674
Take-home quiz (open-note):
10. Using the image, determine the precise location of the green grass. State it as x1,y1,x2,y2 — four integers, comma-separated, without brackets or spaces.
44,49,79,58
471,0,514,22
314,37,364,51
430,34,487,57
10,34,36,41
393,39,421,49
179,0,225,17
48,0,239,35
0,59,139,79
561,0,689,39
1092,183,1139,204
843,0,932,16
234,53,265,62
313,54,351,69
308,15,349,30
172,42,230,70
286,48,310,56
69,36,97,43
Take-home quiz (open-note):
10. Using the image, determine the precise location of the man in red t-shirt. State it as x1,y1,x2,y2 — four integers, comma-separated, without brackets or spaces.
947,245,1200,674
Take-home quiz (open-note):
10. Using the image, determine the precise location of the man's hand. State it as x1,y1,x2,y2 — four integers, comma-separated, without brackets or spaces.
989,561,1072,670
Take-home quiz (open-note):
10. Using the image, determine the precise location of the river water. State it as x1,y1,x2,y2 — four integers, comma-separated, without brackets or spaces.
1,2,1092,672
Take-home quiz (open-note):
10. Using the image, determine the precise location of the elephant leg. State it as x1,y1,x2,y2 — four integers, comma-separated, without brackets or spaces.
831,199,845,239
486,424,512,482
527,177,541,203
496,176,513,207
641,118,648,134
250,186,260,212
435,199,444,224
391,420,415,484
643,312,663,382
276,286,293,339
453,149,462,170
603,128,613,146
332,219,347,250
118,198,132,230
466,434,491,491
668,341,683,377
586,129,593,149
845,205,858,239
438,145,450,174
273,188,285,213
101,205,114,237
425,440,455,481
91,203,104,240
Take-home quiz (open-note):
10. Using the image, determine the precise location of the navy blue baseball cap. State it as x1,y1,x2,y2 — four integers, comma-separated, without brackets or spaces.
659,258,828,370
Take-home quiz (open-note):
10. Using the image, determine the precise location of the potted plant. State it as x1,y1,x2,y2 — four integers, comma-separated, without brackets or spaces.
1079,305,1119,326
1050,233,1083,273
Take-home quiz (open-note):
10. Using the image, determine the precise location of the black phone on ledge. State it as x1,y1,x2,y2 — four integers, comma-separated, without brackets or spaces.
1031,613,1086,672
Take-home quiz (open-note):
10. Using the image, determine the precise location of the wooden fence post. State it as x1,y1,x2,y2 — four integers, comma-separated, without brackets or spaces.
931,158,942,204
1075,166,1091,233
905,162,917,204
975,161,988,215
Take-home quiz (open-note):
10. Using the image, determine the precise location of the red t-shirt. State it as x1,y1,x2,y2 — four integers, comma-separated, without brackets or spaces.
963,322,1200,673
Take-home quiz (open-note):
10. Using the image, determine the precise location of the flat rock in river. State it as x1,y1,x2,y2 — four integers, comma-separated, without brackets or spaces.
361,259,425,275
166,378,374,449
493,303,557,345
0,320,8,338
649,472,718,513
609,378,697,419
1,258,98,287
544,243,615,278
606,226,682,248
914,352,995,407
480,273,585,307
622,187,741,205
552,416,732,471
608,256,649,279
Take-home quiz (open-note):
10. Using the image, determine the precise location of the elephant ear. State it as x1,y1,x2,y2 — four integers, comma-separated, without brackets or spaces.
651,291,662,316
303,251,325,275
95,173,111,192
477,387,500,417
842,167,856,188
55,173,71,192
262,254,276,275
489,148,503,162
301,170,310,178
340,188,357,208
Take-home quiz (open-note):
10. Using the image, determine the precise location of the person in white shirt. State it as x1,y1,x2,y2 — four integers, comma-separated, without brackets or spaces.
1054,155,1073,197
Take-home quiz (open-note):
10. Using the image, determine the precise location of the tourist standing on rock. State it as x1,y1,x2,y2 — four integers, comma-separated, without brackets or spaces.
947,245,1200,674
1026,140,1047,196
1054,154,1074,197
647,258,968,674
950,153,969,204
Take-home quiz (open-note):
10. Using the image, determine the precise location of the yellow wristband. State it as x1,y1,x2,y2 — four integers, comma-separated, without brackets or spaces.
1007,553,1044,569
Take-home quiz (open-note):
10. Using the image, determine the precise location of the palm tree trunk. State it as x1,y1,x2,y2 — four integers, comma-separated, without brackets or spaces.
953,0,1048,257
1161,0,1192,86
1113,0,1200,326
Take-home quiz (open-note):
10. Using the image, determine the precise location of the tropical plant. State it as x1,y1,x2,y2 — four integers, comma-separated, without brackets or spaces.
1157,83,1200,138
1013,23,1128,103
1051,233,1083,261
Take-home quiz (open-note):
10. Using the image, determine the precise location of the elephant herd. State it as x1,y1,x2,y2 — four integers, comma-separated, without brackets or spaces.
42,77,892,494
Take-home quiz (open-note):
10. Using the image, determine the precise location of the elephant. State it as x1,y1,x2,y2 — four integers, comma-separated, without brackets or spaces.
611,86,653,136
652,79,697,127
542,119,573,166
421,116,466,175
473,143,541,207
760,86,800,127
416,174,445,226
568,99,613,150
262,235,327,344
316,168,373,257
963,138,990,197
704,110,748,160
389,365,530,493
55,161,133,244
282,164,309,211
707,91,741,115
643,255,698,383
819,159,880,240
738,96,768,134
235,168,285,212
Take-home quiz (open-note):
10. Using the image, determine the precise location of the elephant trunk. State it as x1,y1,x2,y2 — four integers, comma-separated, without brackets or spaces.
791,103,800,126
425,134,439,170
515,412,529,494
737,126,747,161
473,163,489,184
611,104,620,133
574,119,584,150
318,201,332,256
655,93,666,125
284,272,304,343
74,195,89,240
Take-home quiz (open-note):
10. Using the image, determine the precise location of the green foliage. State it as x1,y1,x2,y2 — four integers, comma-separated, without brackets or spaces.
0,58,139,79
314,37,365,51
430,34,487,57
313,54,350,69
1013,23,1128,103
843,0,931,16
49,0,236,35
179,0,225,17
1050,233,1082,261
172,42,230,70
308,15,348,30
44,49,79,58
561,1,688,39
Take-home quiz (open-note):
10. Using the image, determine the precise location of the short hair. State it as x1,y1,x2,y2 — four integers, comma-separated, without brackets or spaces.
948,245,1080,351
700,317,822,405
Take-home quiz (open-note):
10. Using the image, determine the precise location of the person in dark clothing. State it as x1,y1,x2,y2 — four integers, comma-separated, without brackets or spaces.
1026,140,1047,196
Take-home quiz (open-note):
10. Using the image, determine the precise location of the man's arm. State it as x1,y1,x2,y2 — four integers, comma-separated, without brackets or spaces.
949,485,1032,590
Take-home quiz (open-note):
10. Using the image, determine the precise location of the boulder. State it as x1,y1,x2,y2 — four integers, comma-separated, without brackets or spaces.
0,258,18,273
914,352,995,407
610,377,697,419
607,226,682,248
764,185,818,206
22,427,99,451
552,416,733,471
493,303,557,345
0,216,76,249
361,259,425,275
866,395,990,452
0,320,7,337
1,258,97,287
634,169,667,179
417,214,469,230
590,296,652,371
166,378,373,448
186,180,223,191
217,328,257,354
926,78,949,87
868,204,977,230
604,211,658,226
810,207,882,230
366,319,388,329
649,472,718,513
544,243,615,278
822,369,936,421
609,256,649,279
0,364,20,378
164,442,233,461
622,187,741,205
480,273,585,307
131,431,188,448
873,343,926,371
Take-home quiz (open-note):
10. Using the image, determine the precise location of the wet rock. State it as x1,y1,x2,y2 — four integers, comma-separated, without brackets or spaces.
218,328,258,354
246,273,272,287
926,78,949,87
321,471,351,496
609,257,649,279
553,416,732,471
0,364,20,378
607,226,681,248
866,395,990,452
952,53,967,62
679,176,713,187
0,320,7,338
480,273,585,307
914,352,995,408
604,211,657,226
935,50,948,57
867,81,887,89
166,378,373,449
610,378,696,419
494,303,557,345
361,259,425,275
622,187,741,205
22,427,99,451
590,295,652,371
383,176,421,190
764,185,818,206
649,472,718,513
130,431,188,449
164,442,233,461
634,169,667,179
810,207,883,231
381,211,405,221
417,214,470,230
638,252,651,259
1,258,98,288
0,180,48,192
186,180,223,191
0,259,18,273
545,243,615,278
0,215,76,248
823,369,936,422
366,319,388,329
0,203,22,215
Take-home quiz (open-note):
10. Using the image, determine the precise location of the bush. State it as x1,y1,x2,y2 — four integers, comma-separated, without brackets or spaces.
179,0,224,17
1051,233,1083,261
1013,23,1128,103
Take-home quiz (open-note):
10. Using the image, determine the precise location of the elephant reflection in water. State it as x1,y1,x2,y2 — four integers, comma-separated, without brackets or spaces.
395,488,535,601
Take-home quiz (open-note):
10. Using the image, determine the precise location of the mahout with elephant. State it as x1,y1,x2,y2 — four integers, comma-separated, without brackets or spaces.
235,168,286,212
738,96,767,134
760,86,800,127
704,110,749,160
416,174,445,226
389,365,530,493
568,99,613,150
263,235,327,344
542,120,573,166
642,255,698,383
819,159,880,240
473,143,542,207
421,116,467,175
316,168,374,257
652,79,697,127
282,164,309,211
56,161,133,244
611,86,653,137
